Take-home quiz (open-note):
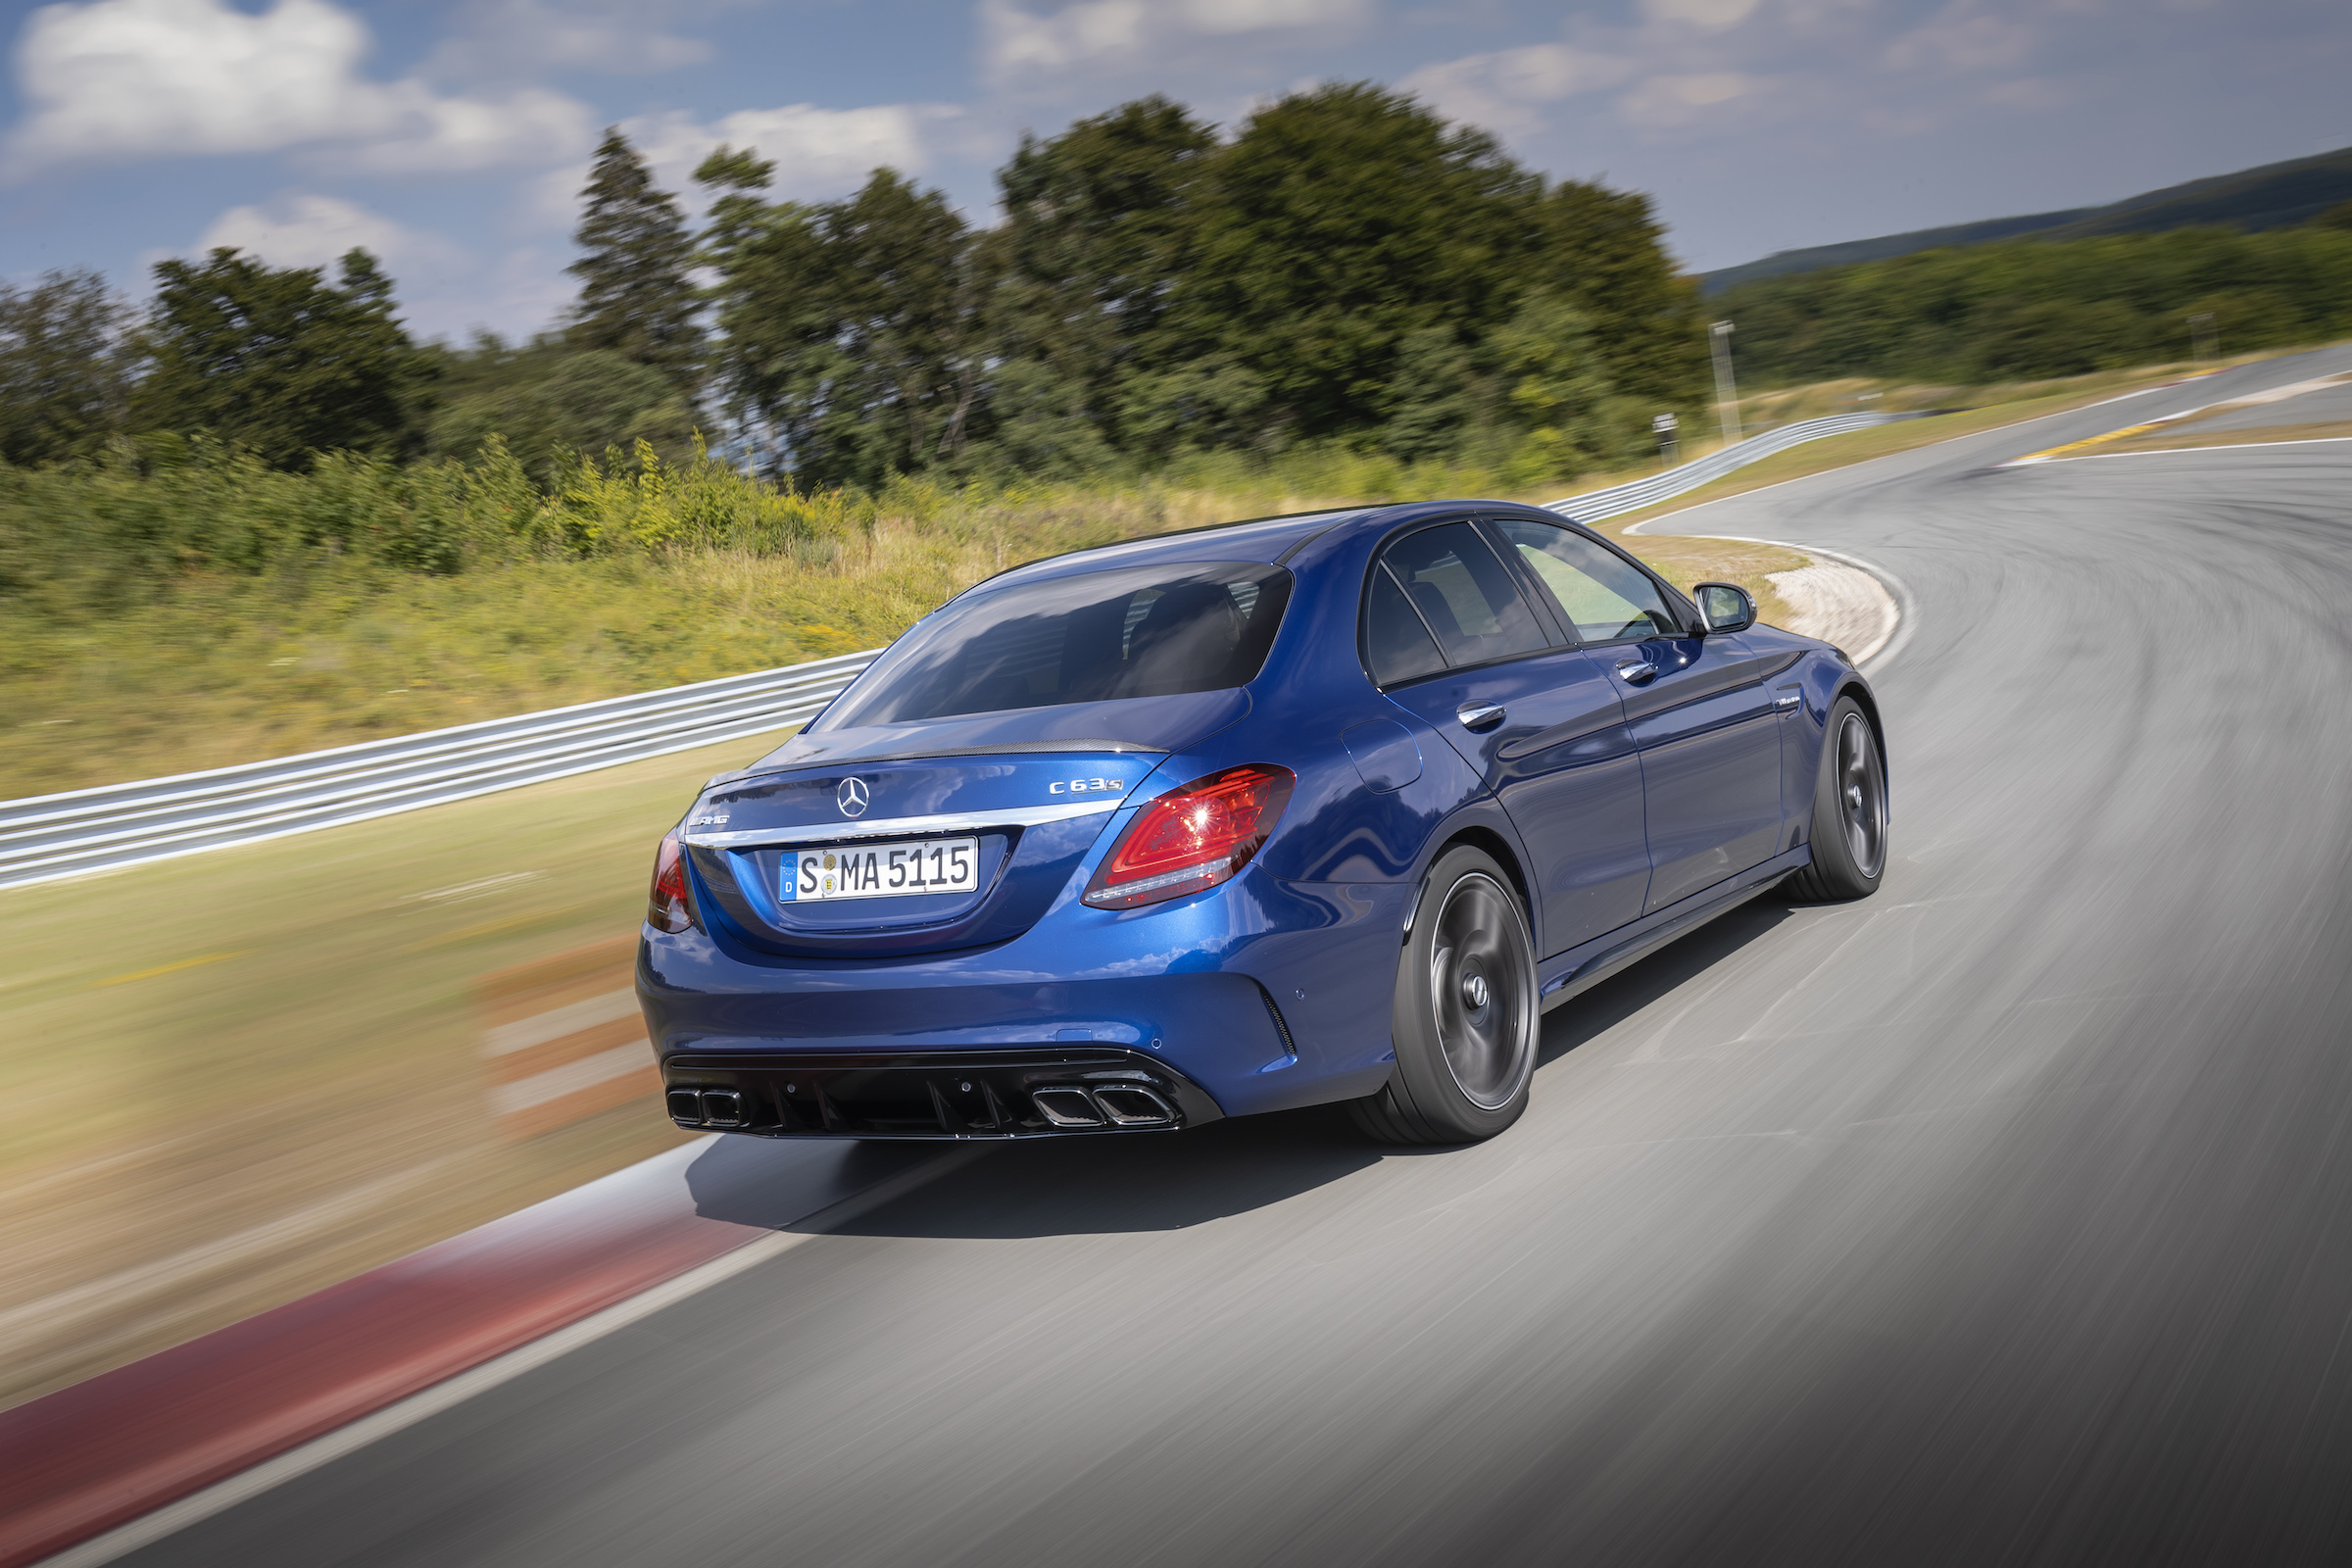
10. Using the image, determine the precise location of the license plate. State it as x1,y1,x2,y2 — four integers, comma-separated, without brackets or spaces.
780,838,979,902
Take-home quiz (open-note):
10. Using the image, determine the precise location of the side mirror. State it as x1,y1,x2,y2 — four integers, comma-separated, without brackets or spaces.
1693,582,1756,634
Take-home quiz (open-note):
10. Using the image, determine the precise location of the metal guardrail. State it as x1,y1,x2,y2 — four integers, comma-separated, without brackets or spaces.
0,411,1921,892
1544,410,1910,525
0,651,879,891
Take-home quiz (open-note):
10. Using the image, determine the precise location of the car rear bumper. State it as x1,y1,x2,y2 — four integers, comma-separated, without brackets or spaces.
637,864,1407,1122
662,1047,1223,1139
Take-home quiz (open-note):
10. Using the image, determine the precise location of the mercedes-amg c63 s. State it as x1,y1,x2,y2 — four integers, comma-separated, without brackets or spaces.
638,501,1887,1145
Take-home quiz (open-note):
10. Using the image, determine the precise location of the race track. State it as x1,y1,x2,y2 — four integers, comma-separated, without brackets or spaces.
124,348,2352,1566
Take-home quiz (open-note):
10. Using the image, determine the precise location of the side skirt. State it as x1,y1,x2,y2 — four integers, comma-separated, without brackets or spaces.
1536,844,1812,1013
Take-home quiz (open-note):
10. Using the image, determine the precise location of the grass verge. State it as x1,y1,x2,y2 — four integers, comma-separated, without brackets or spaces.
0,737,751,1411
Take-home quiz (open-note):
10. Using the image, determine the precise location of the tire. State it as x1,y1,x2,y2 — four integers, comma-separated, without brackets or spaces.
1783,694,1887,903
1348,846,1540,1145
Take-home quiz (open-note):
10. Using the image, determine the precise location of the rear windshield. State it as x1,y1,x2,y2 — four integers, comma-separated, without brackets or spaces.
815,562,1294,730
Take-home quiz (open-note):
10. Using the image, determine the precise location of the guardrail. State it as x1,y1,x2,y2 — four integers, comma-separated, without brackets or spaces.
1544,410,1914,525
0,651,878,892
0,410,1924,893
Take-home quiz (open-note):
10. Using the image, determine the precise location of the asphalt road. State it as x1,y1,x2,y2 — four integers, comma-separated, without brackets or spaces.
127,349,2352,1567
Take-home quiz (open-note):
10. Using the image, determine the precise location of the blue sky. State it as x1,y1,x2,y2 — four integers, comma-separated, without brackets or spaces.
2,0,2344,343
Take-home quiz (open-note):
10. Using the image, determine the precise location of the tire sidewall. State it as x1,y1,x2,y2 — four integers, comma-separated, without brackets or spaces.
1806,694,1885,898
1388,846,1539,1142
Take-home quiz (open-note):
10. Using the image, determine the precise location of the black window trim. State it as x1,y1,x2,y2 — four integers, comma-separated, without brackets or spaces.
1479,509,1702,647
1355,515,1569,693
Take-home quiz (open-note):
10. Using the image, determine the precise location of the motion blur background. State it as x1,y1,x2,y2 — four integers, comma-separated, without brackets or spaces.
2,0,2349,1428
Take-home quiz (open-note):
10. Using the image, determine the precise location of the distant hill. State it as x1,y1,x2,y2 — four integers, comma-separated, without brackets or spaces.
1701,145,2352,293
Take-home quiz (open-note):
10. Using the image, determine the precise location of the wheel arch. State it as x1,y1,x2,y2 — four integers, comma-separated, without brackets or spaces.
1433,823,1535,928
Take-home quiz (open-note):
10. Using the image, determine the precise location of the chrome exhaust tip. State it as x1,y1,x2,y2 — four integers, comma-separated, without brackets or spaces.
666,1088,707,1125
1030,1087,1104,1127
700,1088,747,1128
1092,1086,1175,1126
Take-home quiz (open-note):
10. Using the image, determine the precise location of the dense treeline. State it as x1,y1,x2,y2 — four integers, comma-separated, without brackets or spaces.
1716,210,2352,384
0,83,1704,568
700,84,1703,487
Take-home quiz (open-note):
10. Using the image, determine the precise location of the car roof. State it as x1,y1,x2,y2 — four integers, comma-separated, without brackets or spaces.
967,508,1373,593
961,498,1580,599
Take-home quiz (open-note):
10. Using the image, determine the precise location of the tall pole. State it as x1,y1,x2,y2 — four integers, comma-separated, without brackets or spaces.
1710,320,1740,445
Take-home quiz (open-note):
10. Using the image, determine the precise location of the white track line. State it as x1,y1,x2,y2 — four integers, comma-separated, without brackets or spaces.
39,1146,987,1568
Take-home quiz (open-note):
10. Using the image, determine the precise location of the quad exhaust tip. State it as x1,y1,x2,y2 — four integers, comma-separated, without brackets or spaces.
669,1088,746,1128
1031,1084,1175,1128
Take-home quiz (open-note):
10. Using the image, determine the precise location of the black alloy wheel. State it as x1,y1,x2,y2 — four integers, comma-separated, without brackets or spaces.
1349,845,1539,1145
1785,694,1887,902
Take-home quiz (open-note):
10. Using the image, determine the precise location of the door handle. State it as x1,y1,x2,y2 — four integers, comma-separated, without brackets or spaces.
1456,702,1506,732
1615,661,1659,684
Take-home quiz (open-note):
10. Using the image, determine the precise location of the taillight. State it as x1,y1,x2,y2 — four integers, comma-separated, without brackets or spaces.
1082,764,1296,909
647,830,694,932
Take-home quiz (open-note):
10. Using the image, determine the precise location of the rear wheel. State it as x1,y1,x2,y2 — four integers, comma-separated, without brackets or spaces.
1784,695,1887,902
1348,846,1539,1146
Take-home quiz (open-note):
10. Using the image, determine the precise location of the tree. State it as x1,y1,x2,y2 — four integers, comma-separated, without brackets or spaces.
701,166,987,488
0,269,136,466
1178,82,1546,445
996,97,1216,454
132,248,427,468
424,336,695,480
568,127,704,388
1532,182,1705,415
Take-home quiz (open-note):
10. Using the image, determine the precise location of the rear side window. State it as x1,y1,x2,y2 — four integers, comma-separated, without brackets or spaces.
1375,522,1549,670
1493,517,1683,643
1363,565,1447,686
817,562,1293,729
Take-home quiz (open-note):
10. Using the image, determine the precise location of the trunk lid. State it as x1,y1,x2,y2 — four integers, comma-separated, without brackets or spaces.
681,738,1184,959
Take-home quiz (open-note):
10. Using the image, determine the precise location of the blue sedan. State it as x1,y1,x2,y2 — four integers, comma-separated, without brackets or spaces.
638,501,1887,1145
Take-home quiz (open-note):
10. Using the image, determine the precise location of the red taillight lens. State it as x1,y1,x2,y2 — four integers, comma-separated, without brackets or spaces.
1082,763,1296,910
647,830,694,933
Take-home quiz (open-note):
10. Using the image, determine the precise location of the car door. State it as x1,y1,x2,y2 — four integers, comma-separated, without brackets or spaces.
1488,515,1787,913
1363,519,1651,956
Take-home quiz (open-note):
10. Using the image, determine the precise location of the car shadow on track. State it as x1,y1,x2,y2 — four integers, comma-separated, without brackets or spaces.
685,896,1804,1242
799,1103,1385,1240
1537,897,1798,1068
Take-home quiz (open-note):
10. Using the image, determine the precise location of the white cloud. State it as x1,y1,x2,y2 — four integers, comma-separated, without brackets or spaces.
981,0,1150,76
979,0,1371,83
3,0,594,178
422,0,711,81
1403,44,1638,137
1882,2,2039,74
1639,0,1764,29
1181,0,1370,33
195,193,465,271
1618,71,1767,127
533,102,959,224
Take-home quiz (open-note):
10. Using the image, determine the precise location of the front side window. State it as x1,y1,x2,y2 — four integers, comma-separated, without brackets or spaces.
1494,518,1683,644
816,562,1292,729
1374,522,1550,671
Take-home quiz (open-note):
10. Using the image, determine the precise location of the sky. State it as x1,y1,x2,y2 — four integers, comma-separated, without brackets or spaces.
1,0,2345,344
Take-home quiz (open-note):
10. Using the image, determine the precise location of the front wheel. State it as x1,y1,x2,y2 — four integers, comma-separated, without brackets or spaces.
1784,695,1887,903
1348,846,1539,1146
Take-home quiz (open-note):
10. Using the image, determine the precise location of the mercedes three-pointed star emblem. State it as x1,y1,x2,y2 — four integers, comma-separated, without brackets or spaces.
837,777,869,817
